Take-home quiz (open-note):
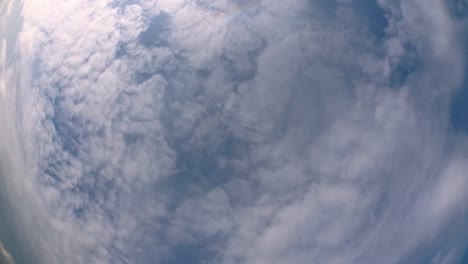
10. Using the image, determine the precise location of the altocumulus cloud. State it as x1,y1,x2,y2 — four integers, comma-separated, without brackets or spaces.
0,0,466,263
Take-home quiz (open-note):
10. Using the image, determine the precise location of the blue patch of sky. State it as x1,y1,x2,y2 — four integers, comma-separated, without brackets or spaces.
50,103,83,157
450,83,468,134
450,42,468,134
449,0,468,134
459,246,468,263
449,0,468,18
316,0,339,16
115,43,127,58
395,233,466,264
139,12,171,48
351,0,389,42
165,243,216,264
108,0,139,10
388,44,419,89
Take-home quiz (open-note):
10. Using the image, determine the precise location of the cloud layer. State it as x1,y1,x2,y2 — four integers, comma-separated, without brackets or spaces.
0,0,467,263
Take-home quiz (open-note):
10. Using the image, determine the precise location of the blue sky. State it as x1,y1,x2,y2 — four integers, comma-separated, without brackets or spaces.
1,0,468,263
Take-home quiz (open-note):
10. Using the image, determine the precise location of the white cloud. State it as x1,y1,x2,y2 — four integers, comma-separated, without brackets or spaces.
0,242,14,264
1,0,466,263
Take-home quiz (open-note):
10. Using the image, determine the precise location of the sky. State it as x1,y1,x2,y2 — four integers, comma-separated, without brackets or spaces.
1,0,468,263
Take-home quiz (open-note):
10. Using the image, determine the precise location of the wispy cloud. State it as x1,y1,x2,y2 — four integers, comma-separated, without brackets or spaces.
0,242,14,264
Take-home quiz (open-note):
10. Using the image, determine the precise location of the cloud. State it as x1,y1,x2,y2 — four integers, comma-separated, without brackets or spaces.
0,243,14,264
1,0,466,263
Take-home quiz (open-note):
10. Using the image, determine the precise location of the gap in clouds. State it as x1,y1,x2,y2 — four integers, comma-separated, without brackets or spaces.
352,0,389,41
139,11,171,48
450,0,468,18
450,74,468,134
449,2,468,134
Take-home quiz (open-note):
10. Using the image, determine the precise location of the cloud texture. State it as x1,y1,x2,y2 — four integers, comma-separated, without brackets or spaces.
0,243,14,264
0,0,467,263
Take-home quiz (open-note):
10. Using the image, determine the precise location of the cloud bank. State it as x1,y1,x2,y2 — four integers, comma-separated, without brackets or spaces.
0,0,467,263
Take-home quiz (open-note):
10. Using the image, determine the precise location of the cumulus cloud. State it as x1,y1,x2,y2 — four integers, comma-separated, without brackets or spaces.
1,0,466,263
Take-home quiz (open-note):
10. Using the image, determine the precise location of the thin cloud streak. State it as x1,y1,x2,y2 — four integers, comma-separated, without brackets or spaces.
0,242,14,264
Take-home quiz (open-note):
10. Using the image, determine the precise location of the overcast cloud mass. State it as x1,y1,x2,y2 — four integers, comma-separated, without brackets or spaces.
1,0,468,263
